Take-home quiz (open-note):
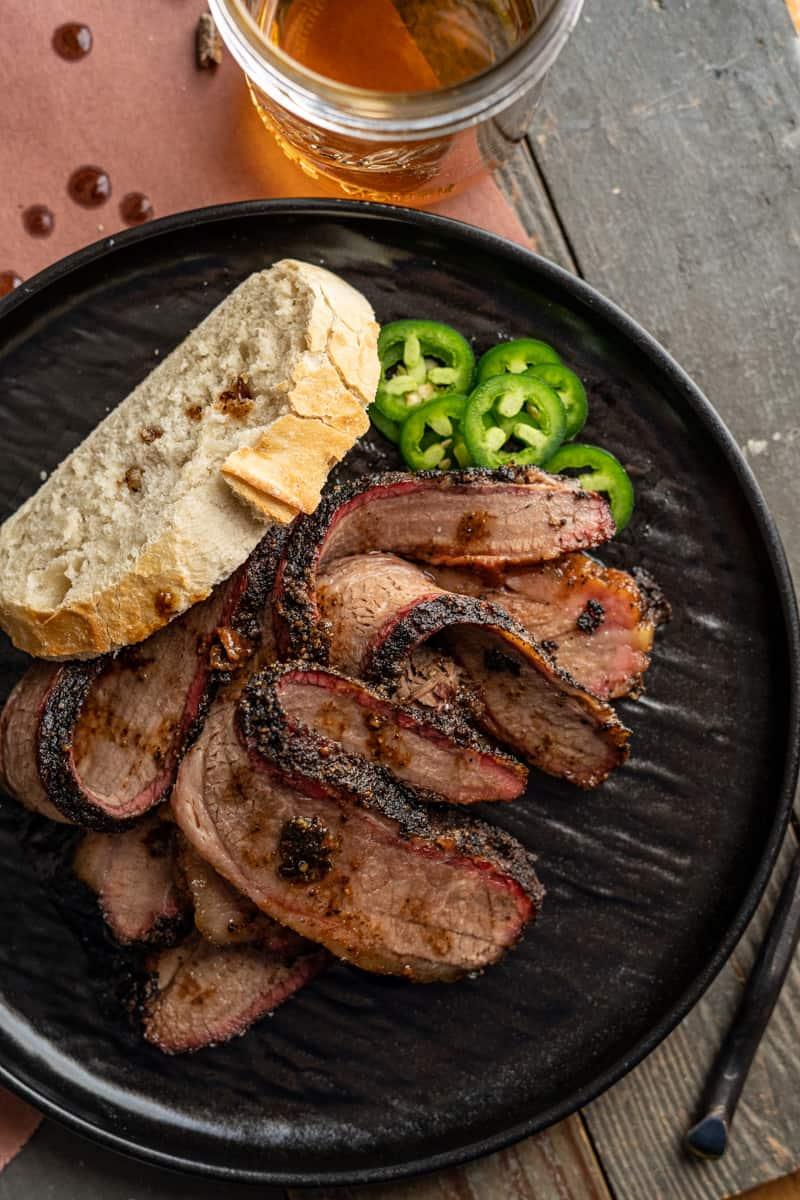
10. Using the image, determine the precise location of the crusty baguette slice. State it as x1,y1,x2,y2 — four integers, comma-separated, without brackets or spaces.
221,412,364,516
0,259,379,660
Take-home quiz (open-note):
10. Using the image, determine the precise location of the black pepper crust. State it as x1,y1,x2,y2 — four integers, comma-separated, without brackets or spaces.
273,465,592,662
237,666,545,906
134,908,191,948
360,593,630,785
368,592,626,721
278,815,338,883
238,660,526,795
230,528,287,647
36,661,110,829
203,527,287,684
631,565,672,627
576,598,605,635
35,529,287,832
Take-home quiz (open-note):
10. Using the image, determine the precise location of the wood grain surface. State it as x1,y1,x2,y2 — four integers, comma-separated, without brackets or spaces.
743,1173,800,1200
529,0,800,572
293,1115,611,1200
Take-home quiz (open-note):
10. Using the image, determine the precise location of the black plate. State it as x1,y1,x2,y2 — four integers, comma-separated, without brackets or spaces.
0,200,797,1188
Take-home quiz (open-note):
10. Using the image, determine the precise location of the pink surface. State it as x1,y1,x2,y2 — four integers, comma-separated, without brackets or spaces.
0,0,527,1169
0,1,528,284
0,1088,41,1169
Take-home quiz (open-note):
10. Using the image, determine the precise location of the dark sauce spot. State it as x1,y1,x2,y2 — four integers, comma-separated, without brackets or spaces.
483,647,521,675
185,403,203,422
68,165,111,207
208,626,254,671
143,823,173,859
216,375,253,418
23,205,54,237
52,22,93,60
576,598,605,635
455,509,490,546
123,465,143,493
140,424,164,444
117,646,156,673
155,590,177,617
119,192,154,225
0,271,22,297
278,816,339,884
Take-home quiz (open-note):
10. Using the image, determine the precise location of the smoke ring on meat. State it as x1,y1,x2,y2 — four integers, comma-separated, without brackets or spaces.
273,466,616,662
238,662,528,806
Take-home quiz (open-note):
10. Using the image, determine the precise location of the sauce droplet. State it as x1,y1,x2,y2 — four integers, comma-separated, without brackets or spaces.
52,22,93,61
0,272,23,298
68,165,111,207
119,192,154,225
22,205,55,237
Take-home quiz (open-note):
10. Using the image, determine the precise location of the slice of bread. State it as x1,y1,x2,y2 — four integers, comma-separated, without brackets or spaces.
0,259,379,660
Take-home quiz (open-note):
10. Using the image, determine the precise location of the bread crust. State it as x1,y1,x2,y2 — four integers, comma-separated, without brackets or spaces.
0,260,379,660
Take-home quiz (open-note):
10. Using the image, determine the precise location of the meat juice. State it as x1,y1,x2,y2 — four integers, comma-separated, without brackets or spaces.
247,0,539,203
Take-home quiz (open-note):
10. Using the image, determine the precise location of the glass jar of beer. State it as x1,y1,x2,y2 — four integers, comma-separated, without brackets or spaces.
211,0,583,204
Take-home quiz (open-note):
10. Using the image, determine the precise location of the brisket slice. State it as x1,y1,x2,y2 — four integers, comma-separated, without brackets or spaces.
176,837,305,949
320,555,629,789
390,646,469,711
171,689,543,982
432,554,670,700
0,530,284,831
141,932,329,1054
73,810,189,944
0,663,72,822
247,663,527,804
274,467,615,660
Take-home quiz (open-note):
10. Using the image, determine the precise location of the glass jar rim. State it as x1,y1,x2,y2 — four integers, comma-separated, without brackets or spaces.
210,0,584,140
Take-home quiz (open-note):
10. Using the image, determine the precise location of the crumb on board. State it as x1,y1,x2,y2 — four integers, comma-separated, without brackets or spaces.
196,12,223,69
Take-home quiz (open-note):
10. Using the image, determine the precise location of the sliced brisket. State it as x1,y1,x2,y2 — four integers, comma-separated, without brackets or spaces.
319,554,629,788
432,554,670,699
249,664,526,804
176,837,305,949
73,810,189,944
171,689,543,982
0,663,72,822
0,530,283,830
274,467,615,660
141,932,329,1054
390,645,471,711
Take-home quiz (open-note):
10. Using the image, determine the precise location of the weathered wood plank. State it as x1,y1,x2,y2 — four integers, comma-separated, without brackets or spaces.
528,0,800,570
495,140,578,271
289,1113,611,1200
744,1171,800,1200
517,2,800,1195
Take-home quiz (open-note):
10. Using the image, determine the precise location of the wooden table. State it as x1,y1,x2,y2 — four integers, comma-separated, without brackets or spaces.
2,2,798,1198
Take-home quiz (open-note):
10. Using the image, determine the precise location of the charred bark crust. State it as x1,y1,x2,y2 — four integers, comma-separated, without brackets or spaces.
237,664,545,906
244,661,525,781
35,529,287,832
273,466,567,662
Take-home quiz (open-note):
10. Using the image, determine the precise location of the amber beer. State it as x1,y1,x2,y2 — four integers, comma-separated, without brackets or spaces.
265,0,536,92
212,0,580,201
